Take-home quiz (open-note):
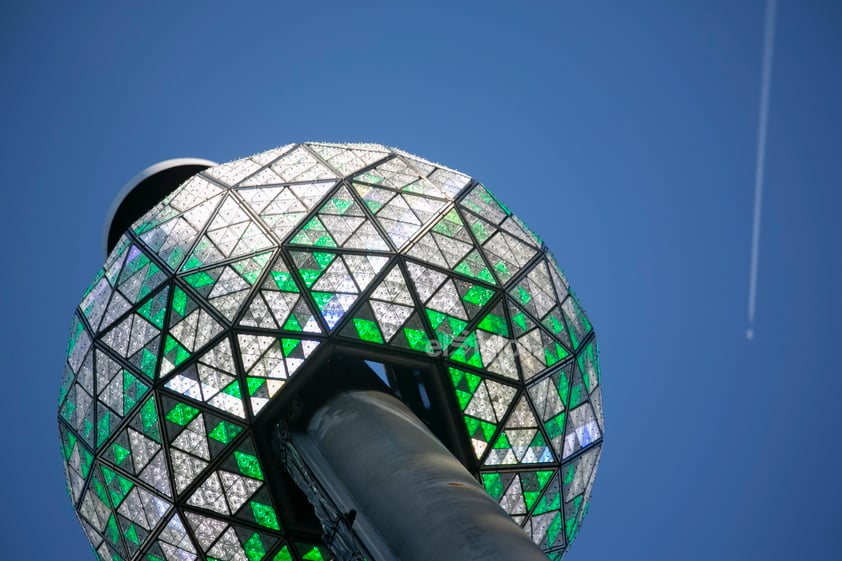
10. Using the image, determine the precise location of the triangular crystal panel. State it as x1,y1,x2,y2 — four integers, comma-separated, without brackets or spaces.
449,366,517,459
527,364,573,456
181,251,272,323
485,396,554,466
309,143,389,177
181,195,275,272
269,145,338,183
137,186,225,271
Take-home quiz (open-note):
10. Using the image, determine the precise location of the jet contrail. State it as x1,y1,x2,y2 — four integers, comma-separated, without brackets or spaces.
747,0,777,341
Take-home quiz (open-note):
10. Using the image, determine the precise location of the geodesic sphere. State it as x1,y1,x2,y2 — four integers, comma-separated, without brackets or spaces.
59,143,603,561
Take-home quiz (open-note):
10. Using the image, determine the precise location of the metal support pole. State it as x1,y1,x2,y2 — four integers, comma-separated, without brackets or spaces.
285,390,549,561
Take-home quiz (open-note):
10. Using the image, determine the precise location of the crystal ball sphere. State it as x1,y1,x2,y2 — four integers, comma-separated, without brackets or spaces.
59,143,603,561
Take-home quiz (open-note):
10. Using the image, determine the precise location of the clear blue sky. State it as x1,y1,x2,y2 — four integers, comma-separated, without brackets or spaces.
2,1,841,560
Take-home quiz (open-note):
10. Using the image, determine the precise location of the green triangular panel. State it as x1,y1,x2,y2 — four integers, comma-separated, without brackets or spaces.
455,279,495,315
561,295,592,350
462,208,494,244
509,260,558,321
117,514,149,556
289,216,338,248
520,469,555,512
432,207,472,242
271,545,293,561
577,339,600,394
533,471,561,516
476,303,509,337
567,362,587,411
458,183,510,225
448,366,517,459
311,291,358,331
100,309,162,381
449,331,481,368
545,252,571,302
240,254,322,334
527,364,573,455
182,438,268,522
161,286,225,377
308,184,391,250
561,445,601,515
481,472,515,502
453,249,496,285
339,302,385,344
316,184,364,216
61,316,94,401
126,395,162,445
59,377,96,448
137,188,225,271
136,285,170,331
101,430,133,472
449,302,518,379
513,315,572,382
500,213,543,248
486,469,555,521
294,542,332,561
96,402,124,448
426,308,468,351
507,298,537,338
100,464,135,508
164,337,246,419
462,209,539,285
230,447,264,481
181,251,273,322
60,421,95,504
206,414,245,455
116,245,169,305
407,207,477,273
235,487,282,531
525,511,564,551
388,312,434,353
290,250,336,289
233,524,279,561
485,396,554,466
564,497,582,544
540,307,573,350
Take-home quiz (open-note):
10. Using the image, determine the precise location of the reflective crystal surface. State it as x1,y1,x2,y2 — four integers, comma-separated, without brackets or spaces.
60,143,602,561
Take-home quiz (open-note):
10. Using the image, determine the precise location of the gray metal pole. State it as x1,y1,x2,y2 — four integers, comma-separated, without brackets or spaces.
293,390,549,561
